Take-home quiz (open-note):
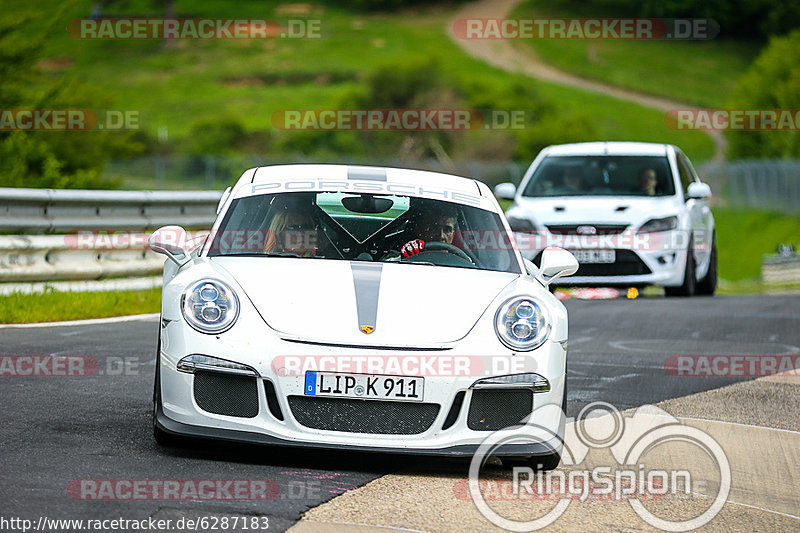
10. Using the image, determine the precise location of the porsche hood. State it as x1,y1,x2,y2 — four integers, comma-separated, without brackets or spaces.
212,258,518,346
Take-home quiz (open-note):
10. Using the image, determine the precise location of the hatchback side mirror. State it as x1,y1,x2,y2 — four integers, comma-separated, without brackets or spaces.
149,225,190,266
536,247,578,287
687,182,711,200
494,182,517,200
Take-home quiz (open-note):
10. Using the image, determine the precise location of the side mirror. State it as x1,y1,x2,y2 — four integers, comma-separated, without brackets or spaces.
149,225,190,266
217,186,232,214
536,247,578,287
494,182,517,200
687,182,711,200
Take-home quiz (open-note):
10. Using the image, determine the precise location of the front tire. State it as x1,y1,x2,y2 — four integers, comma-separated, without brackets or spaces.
696,236,717,295
665,242,696,297
501,381,566,472
152,325,184,447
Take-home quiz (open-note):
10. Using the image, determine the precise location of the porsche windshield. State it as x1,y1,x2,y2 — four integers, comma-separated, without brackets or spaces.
208,192,521,274
522,155,675,197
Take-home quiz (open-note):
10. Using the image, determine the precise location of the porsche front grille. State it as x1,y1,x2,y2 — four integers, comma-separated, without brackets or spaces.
287,396,440,434
467,389,533,431
193,371,259,418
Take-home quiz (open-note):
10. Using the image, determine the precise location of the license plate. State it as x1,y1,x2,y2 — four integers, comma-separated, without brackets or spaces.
304,372,424,402
569,249,615,264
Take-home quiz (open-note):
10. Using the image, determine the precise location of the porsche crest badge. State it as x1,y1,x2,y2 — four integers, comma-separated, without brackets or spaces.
360,325,374,334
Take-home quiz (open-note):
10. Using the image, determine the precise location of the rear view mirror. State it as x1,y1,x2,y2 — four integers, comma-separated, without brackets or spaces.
341,194,394,214
536,247,578,287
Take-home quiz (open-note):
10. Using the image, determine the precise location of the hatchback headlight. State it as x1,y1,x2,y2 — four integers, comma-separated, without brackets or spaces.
181,279,239,334
494,297,550,351
638,216,677,233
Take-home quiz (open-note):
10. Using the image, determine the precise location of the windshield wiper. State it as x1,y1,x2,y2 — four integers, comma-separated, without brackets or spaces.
264,252,302,258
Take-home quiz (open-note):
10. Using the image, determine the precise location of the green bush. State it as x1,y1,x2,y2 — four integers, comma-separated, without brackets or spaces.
726,29,800,159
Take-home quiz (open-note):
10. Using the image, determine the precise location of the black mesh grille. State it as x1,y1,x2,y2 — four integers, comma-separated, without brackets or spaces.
546,224,628,235
533,249,651,277
467,390,533,431
288,396,440,434
193,371,259,418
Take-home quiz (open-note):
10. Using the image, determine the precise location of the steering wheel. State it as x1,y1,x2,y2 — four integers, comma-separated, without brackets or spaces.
422,241,475,264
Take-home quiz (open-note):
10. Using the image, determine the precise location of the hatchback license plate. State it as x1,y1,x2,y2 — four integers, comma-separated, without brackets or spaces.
569,249,615,264
304,372,424,402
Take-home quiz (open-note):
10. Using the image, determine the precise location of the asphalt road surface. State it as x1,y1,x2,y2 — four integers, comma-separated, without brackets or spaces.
1,294,797,532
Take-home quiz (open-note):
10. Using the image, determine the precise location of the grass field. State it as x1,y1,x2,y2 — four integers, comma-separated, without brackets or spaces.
512,0,761,108
13,0,714,170
713,208,800,281
0,288,161,323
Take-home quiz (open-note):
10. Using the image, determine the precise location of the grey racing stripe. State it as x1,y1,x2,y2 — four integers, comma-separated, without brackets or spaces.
350,262,383,333
347,167,387,181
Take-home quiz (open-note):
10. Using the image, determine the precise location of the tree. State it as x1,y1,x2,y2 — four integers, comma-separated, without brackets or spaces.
726,29,800,159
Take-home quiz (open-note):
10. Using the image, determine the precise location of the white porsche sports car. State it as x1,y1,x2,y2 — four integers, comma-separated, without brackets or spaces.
150,164,577,468
496,142,717,296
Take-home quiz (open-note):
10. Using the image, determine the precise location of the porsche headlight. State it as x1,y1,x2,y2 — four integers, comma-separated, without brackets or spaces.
181,279,239,334
494,297,550,351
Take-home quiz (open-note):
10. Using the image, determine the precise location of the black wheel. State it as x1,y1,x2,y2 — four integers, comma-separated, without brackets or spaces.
696,235,717,296
501,449,561,472
501,381,566,472
665,242,696,297
152,325,184,447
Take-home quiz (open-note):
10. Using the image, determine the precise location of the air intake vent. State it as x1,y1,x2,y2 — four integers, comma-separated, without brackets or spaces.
467,389,532,431
193,371,259,418
263,380,284,421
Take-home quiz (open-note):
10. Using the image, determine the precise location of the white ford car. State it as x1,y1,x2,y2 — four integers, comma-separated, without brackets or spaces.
150,164,577,468
496,142,717,296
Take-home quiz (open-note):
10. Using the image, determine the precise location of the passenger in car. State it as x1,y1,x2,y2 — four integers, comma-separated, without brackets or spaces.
639,168,658,196
551,167,586,194
264,206,318,257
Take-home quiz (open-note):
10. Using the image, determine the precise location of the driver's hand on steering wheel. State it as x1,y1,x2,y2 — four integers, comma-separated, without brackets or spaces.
401,239,425,258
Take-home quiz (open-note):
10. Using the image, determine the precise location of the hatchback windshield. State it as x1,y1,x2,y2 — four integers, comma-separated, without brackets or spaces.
522,155,675,197
208,191,521,274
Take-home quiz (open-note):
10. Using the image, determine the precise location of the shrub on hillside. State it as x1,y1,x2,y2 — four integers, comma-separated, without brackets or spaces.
726,29,800,159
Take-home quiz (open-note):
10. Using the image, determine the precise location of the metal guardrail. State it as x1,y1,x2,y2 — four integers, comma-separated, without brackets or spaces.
0,187,222,233
0,187,222,292
762,254,800,286
0,234,164,283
